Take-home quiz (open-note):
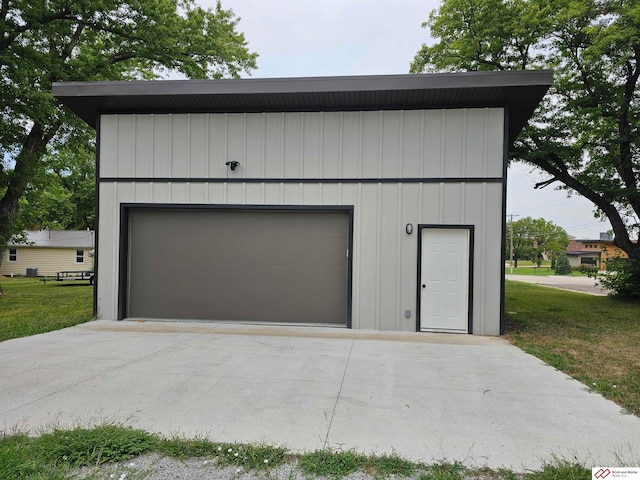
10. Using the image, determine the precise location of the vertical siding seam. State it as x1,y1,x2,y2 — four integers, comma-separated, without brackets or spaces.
440,110,446,178
462,109,467,177
396,183,402,330
242,113,247,179
280,113,285,179
320,112,325,178
355,182,363,329
224,113,229,180
483,109,489,177
150,115,156,178
461,182,466,222
419,110,425,178
114,115,119,177
338,112,344,181
113,183,119,317
261,113,266,179
399,111,404,177
168,114,173,181
377,112,383,178
205,114,210,178
358,112,364,178
481,182,488,334
301,113,305,179
375,182,382,330
439,182,444,223
186,115,191,178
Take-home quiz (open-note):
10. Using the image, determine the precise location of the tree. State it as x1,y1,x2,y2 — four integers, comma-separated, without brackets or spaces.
554,253,573,275
411,0,640,297
17,141,96,231
0,0,257,264
507,217,569,267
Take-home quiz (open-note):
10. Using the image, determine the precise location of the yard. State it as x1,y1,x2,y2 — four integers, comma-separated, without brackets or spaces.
0,277,94,342
504,280,640,416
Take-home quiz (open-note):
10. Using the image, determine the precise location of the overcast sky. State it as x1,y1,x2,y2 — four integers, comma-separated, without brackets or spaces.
200,0,612,239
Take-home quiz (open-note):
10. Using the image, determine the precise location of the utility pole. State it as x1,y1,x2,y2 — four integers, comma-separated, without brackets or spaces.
508,214,519,275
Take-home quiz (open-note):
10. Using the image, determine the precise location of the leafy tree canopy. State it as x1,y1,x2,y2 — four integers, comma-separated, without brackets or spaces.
17,140,96,231
0,0,257,258
411,0,640,296
506,216,569,267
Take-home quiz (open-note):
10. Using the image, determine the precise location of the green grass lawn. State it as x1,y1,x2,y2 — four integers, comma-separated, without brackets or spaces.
0,277,94,342
505,280,640,416
0,424,590,479
505,264,590,276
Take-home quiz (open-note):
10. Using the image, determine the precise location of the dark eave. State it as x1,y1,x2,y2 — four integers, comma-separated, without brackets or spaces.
53,70,552,145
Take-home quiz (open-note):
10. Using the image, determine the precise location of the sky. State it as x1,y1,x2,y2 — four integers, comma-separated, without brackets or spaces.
199,0,613,240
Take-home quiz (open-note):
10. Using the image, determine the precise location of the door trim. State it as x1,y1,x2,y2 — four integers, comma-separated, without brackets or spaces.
416,225,474,333
118,203,354,327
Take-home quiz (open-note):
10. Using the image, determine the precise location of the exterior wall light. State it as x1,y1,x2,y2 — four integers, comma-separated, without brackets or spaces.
406,223,413,234
225,160,240,171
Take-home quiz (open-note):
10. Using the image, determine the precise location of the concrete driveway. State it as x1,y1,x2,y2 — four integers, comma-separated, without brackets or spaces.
506,273,610,295
1,320,639,471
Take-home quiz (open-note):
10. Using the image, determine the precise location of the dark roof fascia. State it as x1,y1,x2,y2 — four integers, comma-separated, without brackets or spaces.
53,70,552,145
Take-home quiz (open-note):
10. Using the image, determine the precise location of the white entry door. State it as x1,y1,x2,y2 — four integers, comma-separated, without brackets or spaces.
420,228,470,332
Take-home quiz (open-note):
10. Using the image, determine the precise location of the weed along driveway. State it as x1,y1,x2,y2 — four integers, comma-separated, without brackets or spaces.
1,320,640,471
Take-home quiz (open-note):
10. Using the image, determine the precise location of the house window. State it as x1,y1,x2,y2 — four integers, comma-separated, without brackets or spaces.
76,249,84,263
8,248,17,262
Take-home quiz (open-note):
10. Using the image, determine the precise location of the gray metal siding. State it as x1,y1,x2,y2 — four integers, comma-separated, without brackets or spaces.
96,108,505,334
99,110,504,180
98,182,503,334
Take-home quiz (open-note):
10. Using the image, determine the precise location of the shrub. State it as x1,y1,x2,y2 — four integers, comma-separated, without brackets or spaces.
596,259,640,299
576,264,598,274
554,253,572,275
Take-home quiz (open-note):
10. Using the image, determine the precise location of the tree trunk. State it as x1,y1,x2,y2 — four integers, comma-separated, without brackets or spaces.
0,122,59,266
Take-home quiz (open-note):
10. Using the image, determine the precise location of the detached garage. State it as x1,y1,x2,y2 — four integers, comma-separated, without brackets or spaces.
53,71,551,334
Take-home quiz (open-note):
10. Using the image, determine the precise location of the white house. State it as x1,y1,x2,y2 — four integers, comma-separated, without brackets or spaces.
0,230,95,277
53,71,551,334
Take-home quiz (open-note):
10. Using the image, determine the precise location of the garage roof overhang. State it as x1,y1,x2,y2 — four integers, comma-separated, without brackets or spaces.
53,70,552,145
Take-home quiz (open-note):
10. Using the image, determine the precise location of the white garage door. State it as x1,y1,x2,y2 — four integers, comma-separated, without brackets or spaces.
126,209,350,325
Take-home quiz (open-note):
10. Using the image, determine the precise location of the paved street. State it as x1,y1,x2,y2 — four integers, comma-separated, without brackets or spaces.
505,273,609,295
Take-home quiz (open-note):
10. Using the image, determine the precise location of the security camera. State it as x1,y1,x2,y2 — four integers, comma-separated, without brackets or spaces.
225,161,240,171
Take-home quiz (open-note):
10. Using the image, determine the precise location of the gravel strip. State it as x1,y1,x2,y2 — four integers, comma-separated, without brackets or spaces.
69,453,514,480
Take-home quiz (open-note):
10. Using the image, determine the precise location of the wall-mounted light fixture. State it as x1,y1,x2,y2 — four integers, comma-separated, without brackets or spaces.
225,160,240,171
405,223,414,234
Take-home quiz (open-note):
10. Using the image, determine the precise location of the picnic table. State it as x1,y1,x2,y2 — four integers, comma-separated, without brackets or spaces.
40,270,94,285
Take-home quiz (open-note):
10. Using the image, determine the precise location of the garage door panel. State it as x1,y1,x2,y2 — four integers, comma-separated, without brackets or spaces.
127,209,350,325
